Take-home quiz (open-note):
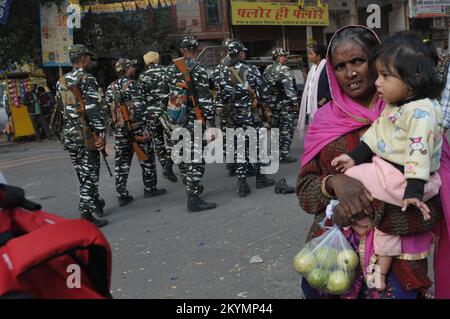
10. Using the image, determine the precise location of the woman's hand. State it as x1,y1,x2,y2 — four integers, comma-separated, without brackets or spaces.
332,204,353,227
327,174,374,221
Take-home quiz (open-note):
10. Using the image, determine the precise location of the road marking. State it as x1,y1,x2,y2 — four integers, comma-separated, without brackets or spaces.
0,154,67,170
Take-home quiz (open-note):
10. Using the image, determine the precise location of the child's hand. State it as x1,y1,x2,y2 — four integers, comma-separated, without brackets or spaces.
401,198,431,221
331,154,355,172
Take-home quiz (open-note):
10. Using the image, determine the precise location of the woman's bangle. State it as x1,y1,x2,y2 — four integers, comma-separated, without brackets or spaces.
321,174,336,199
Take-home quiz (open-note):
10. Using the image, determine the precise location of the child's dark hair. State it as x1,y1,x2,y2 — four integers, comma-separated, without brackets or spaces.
370,31,442,99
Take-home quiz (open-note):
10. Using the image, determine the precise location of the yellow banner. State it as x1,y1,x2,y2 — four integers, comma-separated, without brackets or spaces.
82,0,179,14
231,1,329,26
122,1,137,11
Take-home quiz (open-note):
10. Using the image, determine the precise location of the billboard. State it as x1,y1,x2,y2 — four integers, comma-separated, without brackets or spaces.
231,1,329,26
40,1,74,67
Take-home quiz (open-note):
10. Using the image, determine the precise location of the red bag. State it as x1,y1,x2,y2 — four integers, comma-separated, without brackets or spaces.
0,207,112,299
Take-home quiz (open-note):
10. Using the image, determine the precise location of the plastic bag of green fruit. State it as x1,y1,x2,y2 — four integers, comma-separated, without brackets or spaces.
294,225,359,295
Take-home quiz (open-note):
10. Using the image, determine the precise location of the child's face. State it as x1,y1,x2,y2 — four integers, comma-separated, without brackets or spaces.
375,59,411,104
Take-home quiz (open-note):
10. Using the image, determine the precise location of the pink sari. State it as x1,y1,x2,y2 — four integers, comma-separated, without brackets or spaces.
301,25,450,298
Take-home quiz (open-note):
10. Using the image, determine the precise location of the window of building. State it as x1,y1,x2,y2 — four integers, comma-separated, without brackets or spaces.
205,0,220,25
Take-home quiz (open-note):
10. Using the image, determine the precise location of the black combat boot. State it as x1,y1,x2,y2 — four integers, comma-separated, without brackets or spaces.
94,197,106,217
237,177,251,198
187,195,217,212
81,212,109,228
144,188,167,198
280,155,298,164
227,163,236,177
96,197,106,209
247,164,257,177
163,159,178,182
118,192,134,207
197,185,204,196
256,172,275,189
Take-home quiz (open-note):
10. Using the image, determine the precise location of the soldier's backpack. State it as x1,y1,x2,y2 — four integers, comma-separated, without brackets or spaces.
265,64,287,99
49,75,78,140
0,204,112,299
167,86,188,126
166,59,202,127
228,66,272,124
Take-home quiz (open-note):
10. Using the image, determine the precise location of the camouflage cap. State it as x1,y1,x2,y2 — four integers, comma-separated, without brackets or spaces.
227,40,248,57
115,58,138,74
222,38,234,48
272,48,289,59
180,35,199,50
69,44,94,61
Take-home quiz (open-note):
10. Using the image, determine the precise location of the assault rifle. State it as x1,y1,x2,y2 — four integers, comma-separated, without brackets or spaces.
173,57,205,125
118,103,149,161
70,84,113,177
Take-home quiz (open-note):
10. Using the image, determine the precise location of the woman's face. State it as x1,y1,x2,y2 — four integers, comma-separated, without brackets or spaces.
307,49,320,64
331,41,376,105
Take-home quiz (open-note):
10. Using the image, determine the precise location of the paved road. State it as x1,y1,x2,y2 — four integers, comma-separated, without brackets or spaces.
0,133,312,299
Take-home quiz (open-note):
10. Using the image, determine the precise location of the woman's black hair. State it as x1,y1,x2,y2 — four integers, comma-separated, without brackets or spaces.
329,27,379,58
309,44,326,60
370,31,442,99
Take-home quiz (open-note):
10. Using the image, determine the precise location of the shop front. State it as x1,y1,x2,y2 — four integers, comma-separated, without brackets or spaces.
230,0,329,57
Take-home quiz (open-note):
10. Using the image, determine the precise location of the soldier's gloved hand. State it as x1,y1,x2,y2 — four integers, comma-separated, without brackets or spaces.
142,130,151,141
95,137,106,151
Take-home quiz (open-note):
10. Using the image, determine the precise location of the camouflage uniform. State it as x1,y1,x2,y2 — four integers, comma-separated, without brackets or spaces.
138,61,173,170
211,55,235,175
106,59,165,201
264,48,298,161
216,41,275,196
55,45,108,226
160,35,216,211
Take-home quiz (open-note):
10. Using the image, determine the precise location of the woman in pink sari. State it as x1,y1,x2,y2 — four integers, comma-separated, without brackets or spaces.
297,25,450,299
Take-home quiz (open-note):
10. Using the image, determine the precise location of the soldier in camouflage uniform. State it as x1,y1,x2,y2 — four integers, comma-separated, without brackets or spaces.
216,40,275,197
55,45,108,227
160,35,217,212
139,51,177,183
263,48,299,163
210,39,236,176
106,59,167,206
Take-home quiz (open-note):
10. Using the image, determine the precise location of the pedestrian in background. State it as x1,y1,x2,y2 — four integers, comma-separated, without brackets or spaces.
298,43,328,141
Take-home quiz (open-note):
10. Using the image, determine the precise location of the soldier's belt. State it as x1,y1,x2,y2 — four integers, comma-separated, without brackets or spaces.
115,121,142,130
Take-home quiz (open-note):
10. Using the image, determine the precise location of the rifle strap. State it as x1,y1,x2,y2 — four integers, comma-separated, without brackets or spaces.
229,66,255,98
112,80,133,125
58,76,71,119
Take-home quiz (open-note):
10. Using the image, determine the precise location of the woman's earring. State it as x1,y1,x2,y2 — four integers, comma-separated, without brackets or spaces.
352,71,357,76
